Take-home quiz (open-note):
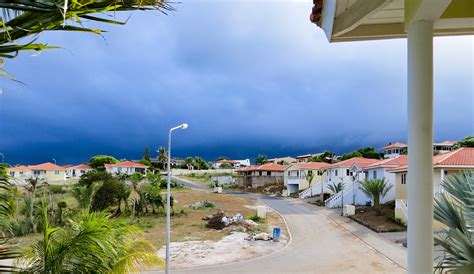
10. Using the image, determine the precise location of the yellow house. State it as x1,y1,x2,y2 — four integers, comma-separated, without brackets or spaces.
284,162,330,195
389,148,474,225
28,162,66,183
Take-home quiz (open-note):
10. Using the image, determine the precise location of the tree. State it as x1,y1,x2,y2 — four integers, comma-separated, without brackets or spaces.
219,162,233,169
217,156,229,160
70,182,102,210
79,170,126,212
434,172,474,273
185,157,194,170
0,164,9,178
89,155,119,171
340,147,381,160
18,197,163,272
311,151,336,163
358,178,393,216
453,136,474,148
143,147,150,162
305,171,315,197
157,147,167,170
193,157,210,170
255,154,268,165
0,1,173,80
23,177,47,233
328,182,344,194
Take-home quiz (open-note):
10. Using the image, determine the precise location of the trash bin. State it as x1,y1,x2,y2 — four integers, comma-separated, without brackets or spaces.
273,227,281,242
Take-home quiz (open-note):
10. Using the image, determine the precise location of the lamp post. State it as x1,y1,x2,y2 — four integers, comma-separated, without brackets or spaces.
52,158,57,165
0,153,4,162
166,123,188,274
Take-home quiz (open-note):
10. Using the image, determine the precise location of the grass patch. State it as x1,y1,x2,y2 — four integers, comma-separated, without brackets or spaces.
248,214,264,223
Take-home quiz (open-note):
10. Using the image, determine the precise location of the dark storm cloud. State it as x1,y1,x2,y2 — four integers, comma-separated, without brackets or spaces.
0,1,472,164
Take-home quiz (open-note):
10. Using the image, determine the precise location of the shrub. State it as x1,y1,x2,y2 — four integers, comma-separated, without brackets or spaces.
387,214,405,226
49,184,65,194
248,214,263,222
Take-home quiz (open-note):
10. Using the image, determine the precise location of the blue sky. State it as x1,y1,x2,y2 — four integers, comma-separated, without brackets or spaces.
0,0,473,165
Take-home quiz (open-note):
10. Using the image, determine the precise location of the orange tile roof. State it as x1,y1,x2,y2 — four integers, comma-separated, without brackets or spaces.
388,148,474,172
104,161,148,168
236,163,285,172
329,157,380,168
364,155,408,169
28,163,65,171
380,142,408,150
293,162,331,169
70,164,92,170
7,165,29,171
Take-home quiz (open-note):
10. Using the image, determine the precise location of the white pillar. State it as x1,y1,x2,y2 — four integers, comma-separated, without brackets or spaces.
407,20,434,274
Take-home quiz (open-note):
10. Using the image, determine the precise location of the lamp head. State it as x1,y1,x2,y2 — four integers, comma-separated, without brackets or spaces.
181,123,189,129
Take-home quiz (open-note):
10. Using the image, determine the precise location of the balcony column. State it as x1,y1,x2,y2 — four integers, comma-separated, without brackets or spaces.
407,19,434,274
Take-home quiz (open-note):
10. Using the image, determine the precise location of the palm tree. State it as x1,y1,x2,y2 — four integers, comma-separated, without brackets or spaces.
305,171,315,197
18,197,163,272
327,181,344,194
0,1,173,79
157,147,167,170
0,177,20,272
256,154,268,165
359,178,393,216
434,172,474,273
23,177,46,233
185,157,195,170
70,182,102,210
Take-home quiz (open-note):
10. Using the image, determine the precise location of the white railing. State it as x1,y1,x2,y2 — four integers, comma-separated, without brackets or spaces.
395,199,408,224
299,180,323,199
325,186,354,208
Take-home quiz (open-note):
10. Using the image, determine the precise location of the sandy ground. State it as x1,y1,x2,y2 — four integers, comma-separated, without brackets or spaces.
157,231,288,270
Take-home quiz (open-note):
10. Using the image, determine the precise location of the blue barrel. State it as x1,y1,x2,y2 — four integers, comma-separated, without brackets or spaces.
273,227,281,242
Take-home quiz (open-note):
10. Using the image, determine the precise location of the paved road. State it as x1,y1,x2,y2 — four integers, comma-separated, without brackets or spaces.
169,178,407,273
171,176,210,192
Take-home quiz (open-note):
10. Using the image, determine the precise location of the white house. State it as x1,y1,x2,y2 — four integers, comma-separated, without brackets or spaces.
361,155,408,203
267,156,297,165
65,164,93,178
284,162,330,195
323,157,380,208
380,142,408,158
105,161,148,175
433,140,455,154
212,159,250,169
7,165,32,182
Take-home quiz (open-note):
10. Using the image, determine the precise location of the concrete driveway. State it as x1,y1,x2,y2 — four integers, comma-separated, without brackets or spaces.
166,178,407,273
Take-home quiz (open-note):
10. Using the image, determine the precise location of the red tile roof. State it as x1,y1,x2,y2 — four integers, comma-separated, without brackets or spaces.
293,162,331,169
104,161,148,168
380,142,408,150
28,163,65,171
236,163,285,172
329,157,380,168
364,155,408,169
388,148,474,172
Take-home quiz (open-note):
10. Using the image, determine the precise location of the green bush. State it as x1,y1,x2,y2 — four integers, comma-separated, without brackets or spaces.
248,214,263,223
49,184,66,194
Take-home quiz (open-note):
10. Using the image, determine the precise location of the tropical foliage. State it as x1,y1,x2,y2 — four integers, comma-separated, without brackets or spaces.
255,154,268,165
18,197,163,273
0,0,173,79
311,151,336,163
453,136,474,149
340,147,381,161
359,178,393,216
433,172,474,273
89,155,119,171
327,182,344,194
0,177,20,272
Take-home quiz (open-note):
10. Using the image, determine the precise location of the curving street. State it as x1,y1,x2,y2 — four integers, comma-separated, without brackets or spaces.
166,177,407,274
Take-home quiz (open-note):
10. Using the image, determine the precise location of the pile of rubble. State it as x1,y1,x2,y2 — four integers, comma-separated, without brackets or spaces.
204,210,258,232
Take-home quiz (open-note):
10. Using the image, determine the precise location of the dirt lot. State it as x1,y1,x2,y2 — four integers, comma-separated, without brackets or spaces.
350,203,406,232
140,189,288,249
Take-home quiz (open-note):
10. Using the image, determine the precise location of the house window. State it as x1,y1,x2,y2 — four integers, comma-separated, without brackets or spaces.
20,171,24,175
259,171,262,176
55,171,60,175
317,170,322,176
401,173,407,185
118,167,122,172
33,170,40,176
346,169,353,176
335,170,338,176
267,171,271,176
373,171,377,179
9,171,14,176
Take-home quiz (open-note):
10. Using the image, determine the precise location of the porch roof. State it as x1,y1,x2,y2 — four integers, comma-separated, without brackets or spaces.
310,0,474,42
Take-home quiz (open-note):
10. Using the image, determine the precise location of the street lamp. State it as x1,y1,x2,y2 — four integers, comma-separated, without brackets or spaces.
0,153,4,162
166,123,188,274
52,158,57,165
